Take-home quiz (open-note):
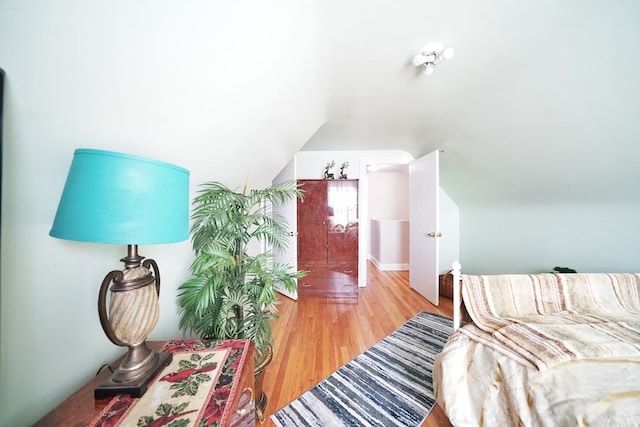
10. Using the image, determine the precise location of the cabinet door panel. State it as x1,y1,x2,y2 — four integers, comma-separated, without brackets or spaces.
298,180,328,225
297,180,328,264
297,227,327,263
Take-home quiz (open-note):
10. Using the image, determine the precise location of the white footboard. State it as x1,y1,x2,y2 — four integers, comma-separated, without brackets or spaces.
452,260,462,330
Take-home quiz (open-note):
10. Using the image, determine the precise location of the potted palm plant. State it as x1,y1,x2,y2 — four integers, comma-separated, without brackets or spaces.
176,179,305,422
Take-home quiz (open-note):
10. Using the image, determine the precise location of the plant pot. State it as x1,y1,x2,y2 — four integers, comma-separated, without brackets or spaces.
254,344,273,423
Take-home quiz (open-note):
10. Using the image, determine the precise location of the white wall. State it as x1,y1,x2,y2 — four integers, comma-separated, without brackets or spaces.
439,188,460,274
370,219,409,270
367,169,410,270
0,1,324,425
461,202,640,274
367,170,409,220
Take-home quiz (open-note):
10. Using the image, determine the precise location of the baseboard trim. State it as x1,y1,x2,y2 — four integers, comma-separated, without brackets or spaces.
370,256,409,271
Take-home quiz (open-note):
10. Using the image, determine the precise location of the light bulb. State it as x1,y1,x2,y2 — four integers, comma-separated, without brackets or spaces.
442,47,455,61
424,64,435,75
412,54,429,66
414,53,437,66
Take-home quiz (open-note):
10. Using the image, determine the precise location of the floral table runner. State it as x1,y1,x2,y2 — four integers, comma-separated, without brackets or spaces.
90,339,251,427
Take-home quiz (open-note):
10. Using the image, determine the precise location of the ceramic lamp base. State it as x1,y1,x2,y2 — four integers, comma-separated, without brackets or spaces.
95,350,172,399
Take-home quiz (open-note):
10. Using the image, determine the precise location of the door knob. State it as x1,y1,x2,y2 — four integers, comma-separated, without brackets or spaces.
427,232,442,238
288,231,298,236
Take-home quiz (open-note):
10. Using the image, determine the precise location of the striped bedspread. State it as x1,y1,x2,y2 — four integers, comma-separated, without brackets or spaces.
459,273,640,370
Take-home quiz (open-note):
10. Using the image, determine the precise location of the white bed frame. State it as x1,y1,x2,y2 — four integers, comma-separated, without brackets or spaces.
451,260,462,331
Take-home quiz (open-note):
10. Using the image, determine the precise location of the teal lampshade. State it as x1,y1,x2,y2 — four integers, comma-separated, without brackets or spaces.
50,149,190,245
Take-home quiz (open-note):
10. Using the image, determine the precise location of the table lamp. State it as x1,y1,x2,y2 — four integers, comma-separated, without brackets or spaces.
50,148,190,398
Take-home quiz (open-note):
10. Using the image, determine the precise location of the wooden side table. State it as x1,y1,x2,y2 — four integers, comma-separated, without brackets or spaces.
34,340,255,427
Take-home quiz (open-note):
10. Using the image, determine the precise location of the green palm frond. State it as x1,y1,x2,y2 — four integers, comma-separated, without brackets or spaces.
177,179,306,356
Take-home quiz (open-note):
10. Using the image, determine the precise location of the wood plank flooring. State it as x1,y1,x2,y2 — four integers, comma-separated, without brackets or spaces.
262,262,453,426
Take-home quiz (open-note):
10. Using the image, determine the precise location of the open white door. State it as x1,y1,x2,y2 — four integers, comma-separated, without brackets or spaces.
272,158,298,300
409,150,440,305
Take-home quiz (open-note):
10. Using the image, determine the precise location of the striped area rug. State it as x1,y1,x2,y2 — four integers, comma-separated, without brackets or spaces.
270,311,453,427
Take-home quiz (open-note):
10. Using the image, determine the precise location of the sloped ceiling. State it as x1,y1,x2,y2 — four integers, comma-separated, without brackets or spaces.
302,0,640,207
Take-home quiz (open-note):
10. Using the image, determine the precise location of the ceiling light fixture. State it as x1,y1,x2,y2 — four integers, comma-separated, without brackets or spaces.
412,42,455,75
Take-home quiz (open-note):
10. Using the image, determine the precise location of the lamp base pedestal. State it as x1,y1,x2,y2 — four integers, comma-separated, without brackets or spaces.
95,351,172,399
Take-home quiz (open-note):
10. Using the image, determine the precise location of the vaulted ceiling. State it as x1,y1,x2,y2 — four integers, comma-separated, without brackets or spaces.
303,0,640,207
2,1,638,211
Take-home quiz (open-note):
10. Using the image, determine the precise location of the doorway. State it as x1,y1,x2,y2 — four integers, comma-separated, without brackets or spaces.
366,164,410,272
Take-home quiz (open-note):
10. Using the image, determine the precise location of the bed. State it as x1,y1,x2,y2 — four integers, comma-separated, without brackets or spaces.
433,262,640,426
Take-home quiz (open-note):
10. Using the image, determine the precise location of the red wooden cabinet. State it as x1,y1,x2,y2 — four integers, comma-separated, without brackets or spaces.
297,179,358,298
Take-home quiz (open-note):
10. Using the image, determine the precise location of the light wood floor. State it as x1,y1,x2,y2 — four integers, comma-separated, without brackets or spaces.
262,262,453,426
